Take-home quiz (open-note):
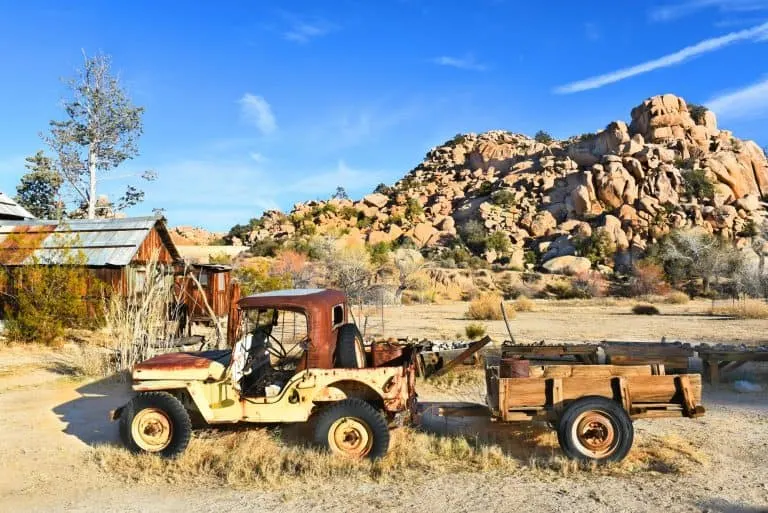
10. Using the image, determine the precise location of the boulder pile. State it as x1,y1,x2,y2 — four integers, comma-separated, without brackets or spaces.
234,94,768,272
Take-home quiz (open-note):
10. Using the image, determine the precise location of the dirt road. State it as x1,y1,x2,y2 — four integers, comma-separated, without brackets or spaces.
1,301,767,512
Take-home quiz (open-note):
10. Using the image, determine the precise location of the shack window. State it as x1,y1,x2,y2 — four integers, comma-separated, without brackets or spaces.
198,270,208,286
332,304,344,327
217,273,226,292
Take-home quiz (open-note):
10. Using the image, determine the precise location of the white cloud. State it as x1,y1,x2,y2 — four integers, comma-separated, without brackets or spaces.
284,19,334,43
651,0,768,22
706,76,768,119
554,21,768,93
238,94,277,135
432,55,487,71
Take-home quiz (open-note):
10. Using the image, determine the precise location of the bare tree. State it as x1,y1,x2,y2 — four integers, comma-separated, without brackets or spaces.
393,248,425,303
44,51,155,219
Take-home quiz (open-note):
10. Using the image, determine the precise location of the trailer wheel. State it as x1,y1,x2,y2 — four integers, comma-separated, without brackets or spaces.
336,323,366,369
557,396,633,463
119,392,192,458
314,398,389,459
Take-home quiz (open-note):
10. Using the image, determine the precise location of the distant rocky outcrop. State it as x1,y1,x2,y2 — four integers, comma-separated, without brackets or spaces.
229,94,768,272
170,225,223,246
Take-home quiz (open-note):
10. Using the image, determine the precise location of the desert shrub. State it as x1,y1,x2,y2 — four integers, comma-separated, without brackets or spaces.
476,181,493,196
491,189,516,208
545,281,578,299
466,293,515,320
250,237,280,257
513,296,535,312
486,231,512,254
2,246,96,346
630,261,670,296
710,299,768,319
368,242,392,266
574,231,616,266
405,198,424,220
534,130,554,144
664,290,690,304
374,183,393,196
339,206,358,219
208,252,233,265
632,304,660,315
234,260,292,296
682,169,714,199
464,322,487,339
356,215,374,229
688,103,708,123
570,271,607,299
458,219,488,254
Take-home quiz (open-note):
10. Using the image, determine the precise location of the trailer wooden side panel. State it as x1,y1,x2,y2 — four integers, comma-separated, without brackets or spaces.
499,373,702,416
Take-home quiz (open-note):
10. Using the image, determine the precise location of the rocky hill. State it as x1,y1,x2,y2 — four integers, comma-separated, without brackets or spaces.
228,94,768,272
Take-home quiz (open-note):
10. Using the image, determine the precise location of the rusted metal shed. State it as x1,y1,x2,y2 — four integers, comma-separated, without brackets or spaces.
0,192,34,221
0,215,181,297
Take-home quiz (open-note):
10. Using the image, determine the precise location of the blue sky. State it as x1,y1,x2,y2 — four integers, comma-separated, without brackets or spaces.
1,0,767,231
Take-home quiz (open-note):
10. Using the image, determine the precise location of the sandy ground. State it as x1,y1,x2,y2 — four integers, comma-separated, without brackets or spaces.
1,300,767,513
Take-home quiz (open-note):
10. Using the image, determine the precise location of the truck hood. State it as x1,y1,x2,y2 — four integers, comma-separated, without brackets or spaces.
132,349,231,381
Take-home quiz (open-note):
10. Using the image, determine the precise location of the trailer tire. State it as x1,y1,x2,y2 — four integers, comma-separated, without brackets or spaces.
557,396,633,463
336,323,366,369
119,392,192,458
314,398,390,460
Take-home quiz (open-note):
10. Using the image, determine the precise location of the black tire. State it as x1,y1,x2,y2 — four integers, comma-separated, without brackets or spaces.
314,398,390,460
335,323,366,369
119,392,192,458
556,396,633,463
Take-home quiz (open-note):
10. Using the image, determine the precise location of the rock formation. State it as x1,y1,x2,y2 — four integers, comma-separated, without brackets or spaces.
231,94,768,273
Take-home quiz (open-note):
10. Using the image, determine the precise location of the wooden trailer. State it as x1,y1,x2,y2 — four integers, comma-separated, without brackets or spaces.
426,354,704,463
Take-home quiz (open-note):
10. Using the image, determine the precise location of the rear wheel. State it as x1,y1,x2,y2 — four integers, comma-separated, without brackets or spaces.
314,399,389,459
335,323,366,368
557,396,633,463
119,392,192,458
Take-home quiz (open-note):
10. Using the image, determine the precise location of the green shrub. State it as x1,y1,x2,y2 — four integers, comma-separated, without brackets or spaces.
688,103,708,123
491,189,516,208
250,237,280,257
476,181,493,196
574,230,616,265
485,231,511,254
545,281,579,299
405,198,424,220
464,323,487,339
458,220,488,254
682,169,714,199
534,130,554,144
339,206,358,219
368,242,392,266
356,215,374,229
234,262,292,296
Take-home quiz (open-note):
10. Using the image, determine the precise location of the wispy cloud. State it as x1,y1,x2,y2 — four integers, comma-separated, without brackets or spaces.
584,22,601,41
432,55,487,71
238,93,277,135
650,0,768,22
554,21,768,93
283,18,335,43
707,76,768,119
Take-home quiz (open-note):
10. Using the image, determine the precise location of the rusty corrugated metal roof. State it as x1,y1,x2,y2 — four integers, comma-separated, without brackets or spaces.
0,192,35,220
0,216,181,267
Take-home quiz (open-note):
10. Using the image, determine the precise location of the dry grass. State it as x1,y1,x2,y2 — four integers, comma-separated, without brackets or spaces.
90,426,518,489
710,299,768,319
427,367,485,390
464,322,487,339
466,293,515,320
664,291,690,304
513,296,536,312
632,304,660,315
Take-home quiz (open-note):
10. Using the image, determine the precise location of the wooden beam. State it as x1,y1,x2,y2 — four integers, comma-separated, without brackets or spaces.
432,336,492,377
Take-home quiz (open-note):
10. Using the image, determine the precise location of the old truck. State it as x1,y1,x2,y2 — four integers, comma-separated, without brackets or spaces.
112,289,417,459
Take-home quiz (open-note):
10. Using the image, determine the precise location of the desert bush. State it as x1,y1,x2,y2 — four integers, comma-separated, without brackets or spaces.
544,280,577,299
630,260,670,297
2,245,96,346
250,237,280,257
513,296,535,312
571,271,607,298
405,198,424,220
234,260,292,296
664,290,690,304
534,130,554,144
688,103,708,123
682,169,714,199
486,231,511,254
466,293,515,320
491,189,516,208
632,304,660,315
356,215,374,229
464,322,487,339
710,299,768,319
368,242,392,266
458,220,488,254
574,231,616,266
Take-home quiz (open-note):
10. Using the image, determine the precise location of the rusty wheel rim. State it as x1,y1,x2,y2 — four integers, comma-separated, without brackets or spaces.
131,408,173,452
571,410,616,459
328,417,373,458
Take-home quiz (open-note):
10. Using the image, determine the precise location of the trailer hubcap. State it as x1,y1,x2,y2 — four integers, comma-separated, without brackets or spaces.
132,408,173,452
573,411,616,458
328,417,373,457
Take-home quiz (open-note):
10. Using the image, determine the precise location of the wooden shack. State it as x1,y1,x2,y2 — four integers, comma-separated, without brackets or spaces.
177,263,233,320
0,216,182,310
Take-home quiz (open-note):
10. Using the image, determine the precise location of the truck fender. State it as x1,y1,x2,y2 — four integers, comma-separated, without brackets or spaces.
313,380,382,404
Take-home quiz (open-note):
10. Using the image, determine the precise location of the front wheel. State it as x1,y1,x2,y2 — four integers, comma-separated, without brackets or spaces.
119,392,192,458
557,396,634,463
314,399,390,459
